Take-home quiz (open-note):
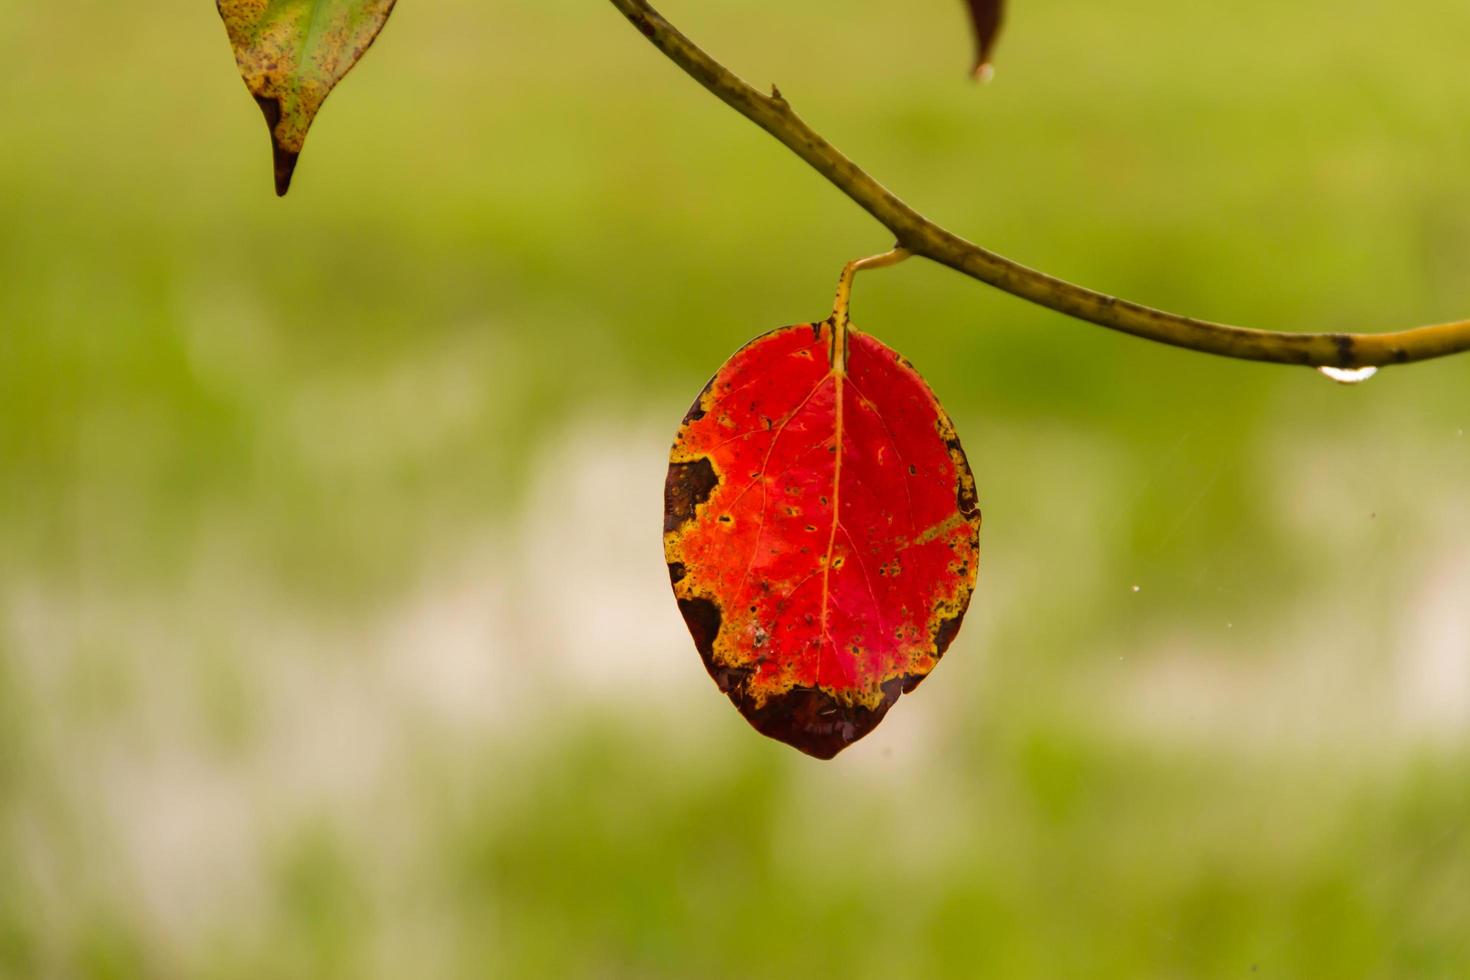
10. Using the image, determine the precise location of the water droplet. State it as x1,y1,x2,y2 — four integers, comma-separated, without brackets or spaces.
1317,365,1378,385
1130,585,1141,594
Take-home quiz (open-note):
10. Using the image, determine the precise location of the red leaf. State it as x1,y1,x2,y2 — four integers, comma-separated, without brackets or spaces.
965,0,1005,79
664,319,982,758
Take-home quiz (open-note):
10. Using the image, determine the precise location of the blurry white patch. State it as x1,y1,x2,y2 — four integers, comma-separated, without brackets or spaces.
1396,548,1470,739
513,419,709,716
380,542,527,736
1119,424,1470,752
102,747,262,945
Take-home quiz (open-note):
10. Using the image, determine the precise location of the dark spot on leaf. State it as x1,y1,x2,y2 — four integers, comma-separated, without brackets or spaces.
678,596,720,654
253,93,282,131
251,95,298,196
667,561,688,585
681,376,714,424
933,605,969,659
945,433,981,520
664,457,719,533
679,596,749,692
732,678,906,759
270,145,300,197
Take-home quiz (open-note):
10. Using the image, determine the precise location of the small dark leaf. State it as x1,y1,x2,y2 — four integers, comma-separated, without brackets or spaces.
965,0,1005,80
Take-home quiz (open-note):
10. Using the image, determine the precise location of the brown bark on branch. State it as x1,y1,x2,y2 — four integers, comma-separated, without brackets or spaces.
608,0,1470,368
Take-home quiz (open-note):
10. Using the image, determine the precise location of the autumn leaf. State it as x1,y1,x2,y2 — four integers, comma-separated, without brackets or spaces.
217,0,398,195
965,0,1005,79
664,318,982,759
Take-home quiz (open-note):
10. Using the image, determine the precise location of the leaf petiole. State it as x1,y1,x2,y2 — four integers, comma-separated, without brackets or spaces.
829,247,911,370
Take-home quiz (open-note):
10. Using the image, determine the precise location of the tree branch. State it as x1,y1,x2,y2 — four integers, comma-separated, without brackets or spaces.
609,0,1470,368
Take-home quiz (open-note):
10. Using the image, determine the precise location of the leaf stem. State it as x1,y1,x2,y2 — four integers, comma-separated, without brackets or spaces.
607,0,1470,369
831,248,911,371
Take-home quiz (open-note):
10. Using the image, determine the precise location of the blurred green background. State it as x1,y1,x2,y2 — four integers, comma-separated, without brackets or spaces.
3,0,1470,976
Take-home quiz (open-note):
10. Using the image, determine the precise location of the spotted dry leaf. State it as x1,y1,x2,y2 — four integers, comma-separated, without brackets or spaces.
664,319,982,758
217,0,398,195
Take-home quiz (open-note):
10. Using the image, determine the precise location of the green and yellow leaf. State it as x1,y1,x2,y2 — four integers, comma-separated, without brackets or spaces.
217,0,398,195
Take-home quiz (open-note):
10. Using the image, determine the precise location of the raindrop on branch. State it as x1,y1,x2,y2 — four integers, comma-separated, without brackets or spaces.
1317,365,1378,385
